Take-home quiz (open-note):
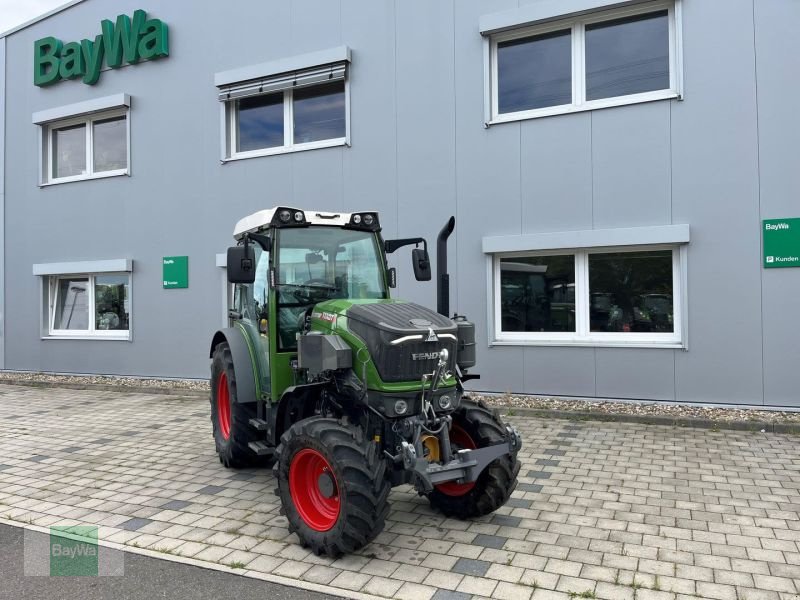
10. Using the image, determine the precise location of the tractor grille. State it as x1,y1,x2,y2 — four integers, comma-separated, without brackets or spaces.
368,336,458,383
347,302,458,383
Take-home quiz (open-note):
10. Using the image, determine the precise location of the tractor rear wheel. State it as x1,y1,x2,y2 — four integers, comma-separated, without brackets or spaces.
210,342,269,468
427,398,520,519
275,417,390,557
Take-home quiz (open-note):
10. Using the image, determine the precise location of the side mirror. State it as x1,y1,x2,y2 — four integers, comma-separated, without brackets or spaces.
387,267,397,288
412,248,431,281
227,245,256,284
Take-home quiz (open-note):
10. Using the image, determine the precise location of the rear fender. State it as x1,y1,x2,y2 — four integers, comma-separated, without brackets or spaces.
209,328,257,404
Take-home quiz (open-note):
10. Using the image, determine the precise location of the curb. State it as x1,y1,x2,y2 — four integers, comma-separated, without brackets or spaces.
491,405,800,434
0,517,383,600
0,379,208,398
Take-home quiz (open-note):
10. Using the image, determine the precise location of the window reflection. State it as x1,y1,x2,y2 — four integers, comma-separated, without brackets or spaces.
237,93,284,152
93,117,127,173
589,250,673,333
500,256,576,332
293,81,346,144
53,124,86,179
95,274,130,330
54,279,89,330
497,30,572,113
585,11,670,100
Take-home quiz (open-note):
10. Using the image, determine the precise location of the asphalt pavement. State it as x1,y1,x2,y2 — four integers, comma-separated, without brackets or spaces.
0,523,337,600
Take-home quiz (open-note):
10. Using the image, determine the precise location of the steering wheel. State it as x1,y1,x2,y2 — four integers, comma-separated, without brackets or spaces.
303,278,331,286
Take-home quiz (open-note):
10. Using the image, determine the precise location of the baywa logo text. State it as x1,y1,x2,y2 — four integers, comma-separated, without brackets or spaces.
766,223,790,231
52,543,98,559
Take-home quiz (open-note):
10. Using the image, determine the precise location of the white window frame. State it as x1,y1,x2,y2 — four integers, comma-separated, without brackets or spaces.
487,0,682,125
223,79,350,162
45,272,132,341
42,107,130,186
490,244,685,348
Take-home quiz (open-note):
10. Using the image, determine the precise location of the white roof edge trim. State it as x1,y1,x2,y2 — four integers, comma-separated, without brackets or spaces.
479,0,648,35
214,45,351,88
32,93,130,124
33,259,133,276
482,224,690,254
0,0,87,39
233,207,381,239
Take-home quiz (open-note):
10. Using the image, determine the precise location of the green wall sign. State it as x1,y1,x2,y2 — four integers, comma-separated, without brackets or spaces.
764,218,800,268
163,256,188,289
34,9,168,87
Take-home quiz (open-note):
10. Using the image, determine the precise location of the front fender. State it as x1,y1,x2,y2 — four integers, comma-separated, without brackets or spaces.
210,327,257,404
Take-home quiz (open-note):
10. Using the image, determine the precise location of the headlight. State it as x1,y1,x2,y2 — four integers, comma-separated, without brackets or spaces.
353,214,362,224
363,214,374,226
438,394,452,410
394,400,408,415
278,209,291,223
293,211,304,222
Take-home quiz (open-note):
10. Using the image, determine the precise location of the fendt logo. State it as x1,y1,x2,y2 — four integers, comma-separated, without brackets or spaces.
411,352,440,361
34,9,169,86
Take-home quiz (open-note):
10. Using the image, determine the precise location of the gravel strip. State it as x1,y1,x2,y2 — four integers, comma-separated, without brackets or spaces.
0,371,208,391
2,371,798,426
475,393,800,424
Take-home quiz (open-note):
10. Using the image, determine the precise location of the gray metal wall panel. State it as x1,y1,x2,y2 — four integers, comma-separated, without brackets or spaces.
290,0,342,54
394,0,457,310
453,0,523,393
592,102,672,229
0,37,4,369
523,347,596,397
753,0,800,407
595,348,675,401
671,0,763,404
520,113,593,234
341,0,398,234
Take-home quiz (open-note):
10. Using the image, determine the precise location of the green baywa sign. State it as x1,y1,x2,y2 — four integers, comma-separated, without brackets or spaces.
763,218,800,268
34,9,168,87
163,256,188,289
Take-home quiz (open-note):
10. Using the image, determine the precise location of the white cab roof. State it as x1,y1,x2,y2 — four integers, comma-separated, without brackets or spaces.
233,207,376,239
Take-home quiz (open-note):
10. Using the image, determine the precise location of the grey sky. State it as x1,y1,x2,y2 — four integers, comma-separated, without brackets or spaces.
0,0,70,34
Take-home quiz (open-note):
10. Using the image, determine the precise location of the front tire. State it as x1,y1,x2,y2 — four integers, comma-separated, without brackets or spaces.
427,398,520,519
210,342,268,468
275,417,391,557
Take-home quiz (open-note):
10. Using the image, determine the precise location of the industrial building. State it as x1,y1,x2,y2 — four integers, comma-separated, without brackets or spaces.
1,0,798,406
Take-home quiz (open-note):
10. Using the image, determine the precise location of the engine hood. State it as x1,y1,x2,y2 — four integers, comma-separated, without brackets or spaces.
309,299,458,384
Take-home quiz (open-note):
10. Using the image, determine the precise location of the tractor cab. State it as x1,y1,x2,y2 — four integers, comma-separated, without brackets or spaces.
209,206,521,557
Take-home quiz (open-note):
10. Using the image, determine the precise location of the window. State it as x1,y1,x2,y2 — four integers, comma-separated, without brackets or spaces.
220,61,349,160
492,246,682,346
44,109,129,184
46,273,131,339
275,226,387,350
489,1,681,123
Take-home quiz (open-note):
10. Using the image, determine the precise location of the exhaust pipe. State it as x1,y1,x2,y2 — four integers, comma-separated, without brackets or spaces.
437,216,455,317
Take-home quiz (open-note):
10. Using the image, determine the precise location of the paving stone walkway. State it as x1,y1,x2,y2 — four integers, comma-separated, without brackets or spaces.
1,384,799,600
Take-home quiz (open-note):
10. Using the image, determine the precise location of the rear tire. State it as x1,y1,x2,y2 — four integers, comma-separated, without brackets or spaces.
210,342,270,468
275,417,390,557
427,398,520,519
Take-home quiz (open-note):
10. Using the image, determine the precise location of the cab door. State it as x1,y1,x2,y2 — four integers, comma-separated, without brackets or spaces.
231,246,271,399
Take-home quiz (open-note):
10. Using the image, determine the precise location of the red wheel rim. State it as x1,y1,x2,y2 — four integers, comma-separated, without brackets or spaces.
289,448,340,531
436,425,477,496
217,372,232,440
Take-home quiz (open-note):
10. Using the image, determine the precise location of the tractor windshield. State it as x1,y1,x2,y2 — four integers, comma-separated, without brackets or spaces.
275,226,388,349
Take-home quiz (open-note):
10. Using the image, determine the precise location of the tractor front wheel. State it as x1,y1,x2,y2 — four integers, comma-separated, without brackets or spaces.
275,417,391,557
210,342,269,468
427,398,520,519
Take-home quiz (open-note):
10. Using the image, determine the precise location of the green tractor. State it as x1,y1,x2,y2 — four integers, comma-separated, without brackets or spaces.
209,207,521,556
